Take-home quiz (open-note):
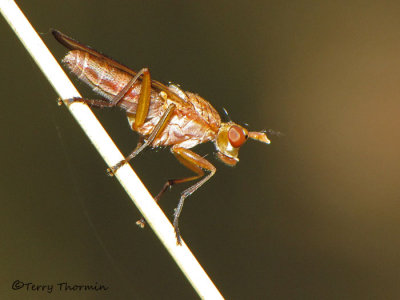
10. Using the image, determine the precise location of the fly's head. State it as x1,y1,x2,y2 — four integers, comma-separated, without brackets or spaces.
215,122,271,166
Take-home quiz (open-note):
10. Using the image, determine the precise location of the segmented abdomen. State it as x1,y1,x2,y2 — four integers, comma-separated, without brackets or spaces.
62,50,163,116
63,50,132,99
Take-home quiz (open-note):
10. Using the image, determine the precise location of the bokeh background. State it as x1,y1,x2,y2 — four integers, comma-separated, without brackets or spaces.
1,1,400,299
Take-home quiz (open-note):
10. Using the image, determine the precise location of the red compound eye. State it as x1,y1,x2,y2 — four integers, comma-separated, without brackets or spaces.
228,125,247,148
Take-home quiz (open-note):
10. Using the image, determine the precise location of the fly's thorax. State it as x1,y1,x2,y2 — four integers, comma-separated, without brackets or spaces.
215,122,249,166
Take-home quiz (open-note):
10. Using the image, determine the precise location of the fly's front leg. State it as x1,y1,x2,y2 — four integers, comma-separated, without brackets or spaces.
169,146,216,245
135,149,202,228
137,146,216,241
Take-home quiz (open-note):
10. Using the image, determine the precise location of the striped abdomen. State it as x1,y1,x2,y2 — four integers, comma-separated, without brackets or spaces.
62,50,163,117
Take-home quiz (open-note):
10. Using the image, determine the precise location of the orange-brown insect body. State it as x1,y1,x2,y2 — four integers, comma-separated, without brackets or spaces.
64,50,221,149
53,30,271,244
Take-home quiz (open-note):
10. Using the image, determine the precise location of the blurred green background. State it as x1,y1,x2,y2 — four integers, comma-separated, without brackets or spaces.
1,1,400,299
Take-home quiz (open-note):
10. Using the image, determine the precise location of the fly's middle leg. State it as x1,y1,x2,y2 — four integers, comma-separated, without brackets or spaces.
107,101,176,176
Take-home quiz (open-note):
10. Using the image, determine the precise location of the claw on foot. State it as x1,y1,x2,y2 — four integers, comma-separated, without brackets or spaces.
173,222,182,245
175,231,182,246
136,219,146,228
106,167,116,177
107,160,125,176
58,97,80,106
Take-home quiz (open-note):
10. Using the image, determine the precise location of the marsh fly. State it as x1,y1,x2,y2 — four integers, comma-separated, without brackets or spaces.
52,30,271,244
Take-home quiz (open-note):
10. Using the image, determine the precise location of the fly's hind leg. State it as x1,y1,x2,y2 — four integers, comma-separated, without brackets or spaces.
106,67,152,175
59,67,151,108
57,67,162,176
57,97,116,107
